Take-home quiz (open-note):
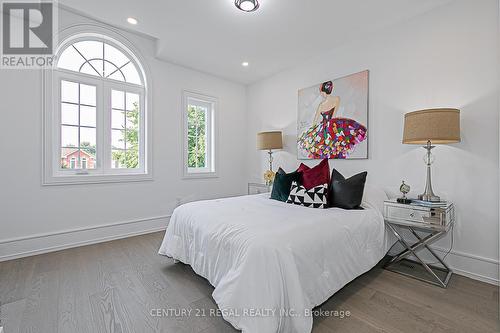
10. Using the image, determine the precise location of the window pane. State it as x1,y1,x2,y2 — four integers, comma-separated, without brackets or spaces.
112,110,125,129
121,62,141,85
61,125,78,147
61,103,78,125
79,148,96,169
126,109,139,153
112,129,125,149
126,93,139,111
126,111,138,130
104,43,130,82
111,149,125,169
80,62,100,77
61,80,78,103
73,41,103,77
112,90,125,109
73,41,103,60
80,84,96,106
111,149,138,169
105,43,130,69
60,148,78,169
187,105,207,168
80,127,96,146
80,106,96,127
104,61,120,80
107,70,126,82
57,46,85,71
89,59,104,77
126,149,139,169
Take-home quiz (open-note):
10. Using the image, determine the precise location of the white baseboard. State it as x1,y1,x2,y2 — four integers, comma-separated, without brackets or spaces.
451,267,499,285
432,246,499,285
0,215,170,262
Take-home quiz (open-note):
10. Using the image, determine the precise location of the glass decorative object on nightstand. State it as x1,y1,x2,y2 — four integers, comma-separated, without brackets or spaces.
248,182,271,195
397,180,412,204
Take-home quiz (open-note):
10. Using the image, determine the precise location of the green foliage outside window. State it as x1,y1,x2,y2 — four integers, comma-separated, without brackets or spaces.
112,102,139,168
187,105,207,168
80,141,96,156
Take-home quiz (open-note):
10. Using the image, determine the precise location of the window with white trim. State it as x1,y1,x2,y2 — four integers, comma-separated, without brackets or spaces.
44,33,150,185
183,91,217,178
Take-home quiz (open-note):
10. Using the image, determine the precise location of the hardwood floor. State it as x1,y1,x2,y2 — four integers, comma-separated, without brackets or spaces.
0,232,498,333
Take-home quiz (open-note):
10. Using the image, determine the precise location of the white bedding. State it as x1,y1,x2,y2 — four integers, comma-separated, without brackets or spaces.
158,185,393,333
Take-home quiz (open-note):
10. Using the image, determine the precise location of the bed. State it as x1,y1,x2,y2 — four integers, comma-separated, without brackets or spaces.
158,184,394,333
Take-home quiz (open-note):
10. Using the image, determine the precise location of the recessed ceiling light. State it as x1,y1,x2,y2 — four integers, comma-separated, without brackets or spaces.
127,17,138,25
242,62,249,67
235,0,259,12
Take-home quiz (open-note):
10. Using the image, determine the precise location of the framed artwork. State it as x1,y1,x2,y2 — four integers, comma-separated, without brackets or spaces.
297,70,369,159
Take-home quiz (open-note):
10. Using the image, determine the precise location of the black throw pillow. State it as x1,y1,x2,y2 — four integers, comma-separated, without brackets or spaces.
270,168,301,202
328,169,367,209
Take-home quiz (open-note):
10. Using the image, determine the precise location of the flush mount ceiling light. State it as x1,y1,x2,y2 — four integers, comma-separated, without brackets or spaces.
242,61,249,67
127,17,138,25
235,0,259,12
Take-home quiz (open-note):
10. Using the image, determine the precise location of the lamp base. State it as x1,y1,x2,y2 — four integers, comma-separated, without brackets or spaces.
418,193,440,202
419,141,440,203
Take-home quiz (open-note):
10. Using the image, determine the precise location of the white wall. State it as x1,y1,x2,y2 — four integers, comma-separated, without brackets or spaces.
0,8,248,260
246,0,499,284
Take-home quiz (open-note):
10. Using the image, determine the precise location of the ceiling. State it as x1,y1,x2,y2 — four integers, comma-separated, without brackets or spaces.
59,0,451,84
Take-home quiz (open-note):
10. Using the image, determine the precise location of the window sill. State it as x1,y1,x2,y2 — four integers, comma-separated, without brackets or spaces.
182,172,218,180
43,173,153,186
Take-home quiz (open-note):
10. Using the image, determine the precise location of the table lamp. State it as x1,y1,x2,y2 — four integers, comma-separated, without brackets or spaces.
403,108,460,202
257,131,283,172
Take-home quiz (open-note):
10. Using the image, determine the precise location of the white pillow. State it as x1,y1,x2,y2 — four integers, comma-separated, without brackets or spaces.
361,184,388,213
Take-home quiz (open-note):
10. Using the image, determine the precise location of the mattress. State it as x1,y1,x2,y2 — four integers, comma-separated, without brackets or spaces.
158,185,393,333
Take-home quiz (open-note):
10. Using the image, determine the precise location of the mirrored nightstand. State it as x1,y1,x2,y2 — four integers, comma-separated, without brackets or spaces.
248,182,271,195
383,200,455,288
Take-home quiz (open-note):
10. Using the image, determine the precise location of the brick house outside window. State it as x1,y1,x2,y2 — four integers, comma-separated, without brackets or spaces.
60,148,96,169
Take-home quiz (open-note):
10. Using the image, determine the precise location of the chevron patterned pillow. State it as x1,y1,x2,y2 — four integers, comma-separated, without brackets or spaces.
286,181,327,208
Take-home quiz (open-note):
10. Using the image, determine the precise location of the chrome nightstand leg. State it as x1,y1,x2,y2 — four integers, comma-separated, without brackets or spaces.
386,231,437,265
385,223,452,288
408,227,450,270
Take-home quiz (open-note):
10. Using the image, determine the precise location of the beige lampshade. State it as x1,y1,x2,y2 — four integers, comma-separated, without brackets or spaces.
257,131,283,150
403,108,461,144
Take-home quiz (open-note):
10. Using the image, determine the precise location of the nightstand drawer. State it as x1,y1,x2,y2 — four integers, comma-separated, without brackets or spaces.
386,205,430,223
384,200,454,228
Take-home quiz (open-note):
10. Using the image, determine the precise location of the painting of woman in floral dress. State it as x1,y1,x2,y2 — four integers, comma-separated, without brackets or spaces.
297,70,368,159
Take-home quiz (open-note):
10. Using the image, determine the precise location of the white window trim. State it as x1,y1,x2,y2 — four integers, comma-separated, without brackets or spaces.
182,90,218,179
42,25,152,186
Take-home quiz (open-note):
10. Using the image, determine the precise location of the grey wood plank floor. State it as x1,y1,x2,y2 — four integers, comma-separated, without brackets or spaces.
0,232,498,333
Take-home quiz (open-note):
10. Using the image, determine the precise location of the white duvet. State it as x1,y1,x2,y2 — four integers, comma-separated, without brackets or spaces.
158,185,393,333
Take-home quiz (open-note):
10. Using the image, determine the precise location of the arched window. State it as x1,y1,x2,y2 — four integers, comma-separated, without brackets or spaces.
44,31,150,184
57,40,142,84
